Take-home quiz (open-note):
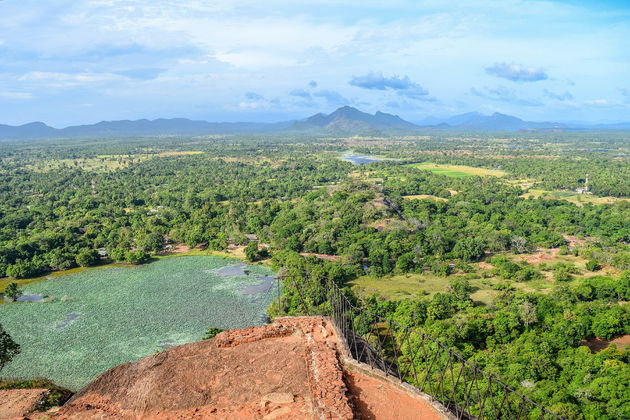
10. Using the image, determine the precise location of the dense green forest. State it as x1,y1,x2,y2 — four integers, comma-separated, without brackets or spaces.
1,132,629,419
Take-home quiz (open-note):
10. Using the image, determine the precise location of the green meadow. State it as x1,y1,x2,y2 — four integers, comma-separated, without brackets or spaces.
407,162,507,178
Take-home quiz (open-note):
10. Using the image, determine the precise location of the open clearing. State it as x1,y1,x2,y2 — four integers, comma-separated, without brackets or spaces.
0,256,275,390
350,273,503,305
349,250,609,306
402,194,448,201
521,188,629,206
407,162,507,178
23,151,203,172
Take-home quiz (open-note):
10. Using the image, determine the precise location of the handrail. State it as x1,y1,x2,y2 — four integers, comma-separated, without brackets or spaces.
273,273,562,420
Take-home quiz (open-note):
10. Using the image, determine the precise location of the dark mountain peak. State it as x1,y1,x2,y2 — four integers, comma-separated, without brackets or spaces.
328,106,371,121
293,107,417,133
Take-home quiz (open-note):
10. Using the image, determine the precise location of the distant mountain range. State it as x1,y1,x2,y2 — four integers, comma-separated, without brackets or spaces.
2,107,629,140
0,119,293,140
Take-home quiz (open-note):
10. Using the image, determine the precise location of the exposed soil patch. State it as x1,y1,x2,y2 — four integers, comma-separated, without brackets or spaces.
163,243,191,254
344,369,443,420
582,334,630,353
0,388,49,418
300,252,341,262
55,330,314,419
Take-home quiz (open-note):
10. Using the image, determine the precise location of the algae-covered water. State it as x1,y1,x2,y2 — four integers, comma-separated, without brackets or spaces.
0,256,276,390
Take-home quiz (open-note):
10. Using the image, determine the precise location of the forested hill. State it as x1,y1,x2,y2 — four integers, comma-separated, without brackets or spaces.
289,106,419,133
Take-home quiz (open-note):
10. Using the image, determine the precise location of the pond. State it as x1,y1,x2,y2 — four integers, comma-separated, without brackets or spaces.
339,151,396,165
0,256,276,390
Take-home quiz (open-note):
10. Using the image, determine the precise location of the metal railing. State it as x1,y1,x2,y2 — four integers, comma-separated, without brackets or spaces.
273,272,561,420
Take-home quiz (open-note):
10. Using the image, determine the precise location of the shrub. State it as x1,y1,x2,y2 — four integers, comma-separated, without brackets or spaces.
245,241,261,262
124,250,150,264
5,260,45,278
75,249,99,267
515,265,542,282
202,327,224,340
5,282,22,301
0,323,20,373
452,237,485,262
586,259,601,271
591,307,627,340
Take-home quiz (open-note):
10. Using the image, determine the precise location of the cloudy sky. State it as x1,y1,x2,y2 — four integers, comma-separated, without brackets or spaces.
1,0,629,126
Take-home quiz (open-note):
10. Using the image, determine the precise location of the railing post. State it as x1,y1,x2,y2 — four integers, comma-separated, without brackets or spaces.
276,276,281,316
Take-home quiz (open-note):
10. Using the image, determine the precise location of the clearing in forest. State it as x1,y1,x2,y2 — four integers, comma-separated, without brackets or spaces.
349,250,615,306
407,162,507,178
520,188,629,206
402,194,448,201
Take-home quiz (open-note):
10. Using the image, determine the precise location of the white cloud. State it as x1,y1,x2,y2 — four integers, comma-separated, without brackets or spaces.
583,99,623,107
485,62,548,82
0,92,34,100
1,0,630,124
18,72,123,87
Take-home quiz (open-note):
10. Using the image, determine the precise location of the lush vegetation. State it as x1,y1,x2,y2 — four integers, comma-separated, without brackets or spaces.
1,132,629,417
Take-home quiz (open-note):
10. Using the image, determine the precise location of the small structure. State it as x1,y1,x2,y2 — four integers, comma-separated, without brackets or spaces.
576,174,592,194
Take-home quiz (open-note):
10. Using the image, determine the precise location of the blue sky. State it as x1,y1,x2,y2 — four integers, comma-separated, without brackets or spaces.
1,0,629,126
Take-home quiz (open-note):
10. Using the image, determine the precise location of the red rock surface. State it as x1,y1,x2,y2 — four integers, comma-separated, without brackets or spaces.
0,388,49,419
345,369,444,420
19,317,447,419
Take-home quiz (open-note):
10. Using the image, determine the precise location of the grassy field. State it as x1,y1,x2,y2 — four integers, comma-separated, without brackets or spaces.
24,151,203,172
350,272,503,305
520,188,629,206
407,162,507,178
402,194,448,201
349,251,607,306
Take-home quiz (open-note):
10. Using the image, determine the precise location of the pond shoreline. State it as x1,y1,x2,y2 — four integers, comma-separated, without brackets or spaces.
1,243,270,295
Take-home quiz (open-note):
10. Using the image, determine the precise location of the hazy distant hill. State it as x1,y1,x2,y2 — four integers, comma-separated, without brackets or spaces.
0,122,58,139
438,112,568,131
0,118,293,140
2,107,630,140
